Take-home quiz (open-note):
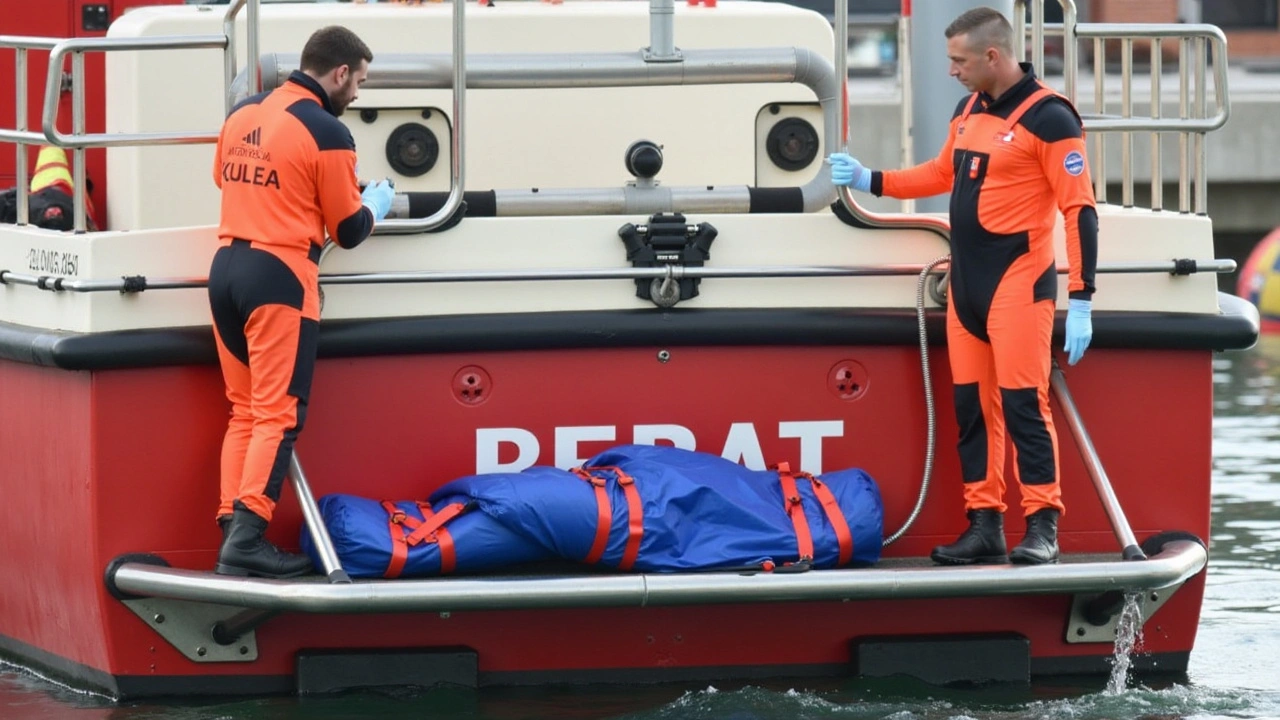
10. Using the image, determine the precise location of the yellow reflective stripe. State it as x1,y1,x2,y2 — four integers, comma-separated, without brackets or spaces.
30,146,75,192
31,169,72,192
29,146,74,192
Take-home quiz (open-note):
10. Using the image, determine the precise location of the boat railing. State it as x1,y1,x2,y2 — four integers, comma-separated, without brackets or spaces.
1,0,1232,235
0,35,56,229
1014,0,1228,215
0,2,236,233
0,0,938,241
241,0,849,221
0,258,1234,295
0,0,465,235
834,0,951,257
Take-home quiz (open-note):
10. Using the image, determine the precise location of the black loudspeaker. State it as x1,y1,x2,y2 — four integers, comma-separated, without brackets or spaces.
755,103,826,187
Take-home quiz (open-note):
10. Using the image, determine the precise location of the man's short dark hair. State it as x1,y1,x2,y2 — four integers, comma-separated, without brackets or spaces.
300,26,373,76
945,7,1016,58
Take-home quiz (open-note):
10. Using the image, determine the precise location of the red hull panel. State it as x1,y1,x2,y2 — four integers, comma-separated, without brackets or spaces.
0,346,1211,689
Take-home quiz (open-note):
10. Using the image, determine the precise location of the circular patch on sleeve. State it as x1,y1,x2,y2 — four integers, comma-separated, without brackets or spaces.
1064,151,1085,176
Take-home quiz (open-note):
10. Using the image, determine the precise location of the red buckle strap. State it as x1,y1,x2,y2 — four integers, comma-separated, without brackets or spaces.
774,462,814,562
404,501,467,546
572,465,645,571
611,468,644,572
773,462,855,566
382,501,410,579
796,471,854,566
381,500,467,578
570,467,612,565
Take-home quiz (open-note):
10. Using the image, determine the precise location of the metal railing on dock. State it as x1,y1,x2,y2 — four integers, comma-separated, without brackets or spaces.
1012,0,1228,215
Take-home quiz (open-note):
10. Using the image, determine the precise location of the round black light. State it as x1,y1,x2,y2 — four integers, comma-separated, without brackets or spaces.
385,123,439,177
765,117,819,172
624,140,663,180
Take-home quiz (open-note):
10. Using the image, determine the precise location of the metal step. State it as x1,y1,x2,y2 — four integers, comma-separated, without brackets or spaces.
106,540,1205,615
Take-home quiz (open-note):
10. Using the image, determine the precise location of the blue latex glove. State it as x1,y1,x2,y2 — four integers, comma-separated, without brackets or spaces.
1064,298,1093,365
828,152,871,193
361,179,394,222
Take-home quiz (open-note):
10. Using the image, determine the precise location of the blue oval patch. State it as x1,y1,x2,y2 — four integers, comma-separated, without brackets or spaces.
1064,150,1085,176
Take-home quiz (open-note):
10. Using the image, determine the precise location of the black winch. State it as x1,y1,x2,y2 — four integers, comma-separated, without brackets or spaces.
617,212,717,308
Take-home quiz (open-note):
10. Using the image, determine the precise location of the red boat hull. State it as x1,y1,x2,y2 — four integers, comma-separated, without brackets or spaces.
0,343,1210,695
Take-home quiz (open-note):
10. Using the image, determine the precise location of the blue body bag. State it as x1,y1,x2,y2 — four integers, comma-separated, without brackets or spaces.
305,445,883,578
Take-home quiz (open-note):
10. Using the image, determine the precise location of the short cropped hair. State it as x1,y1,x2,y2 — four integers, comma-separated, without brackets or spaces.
300,26,373,76
945,7,1016,58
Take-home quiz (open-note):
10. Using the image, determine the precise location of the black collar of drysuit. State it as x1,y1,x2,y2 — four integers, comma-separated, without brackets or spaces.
974,62,1040,116
286,71,338,117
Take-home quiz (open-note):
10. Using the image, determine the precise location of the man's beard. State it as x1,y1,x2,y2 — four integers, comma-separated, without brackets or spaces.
330,78,356,116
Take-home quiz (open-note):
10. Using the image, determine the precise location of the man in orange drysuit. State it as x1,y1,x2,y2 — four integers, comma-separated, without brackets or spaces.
830,6,1097,565
210,26,394,578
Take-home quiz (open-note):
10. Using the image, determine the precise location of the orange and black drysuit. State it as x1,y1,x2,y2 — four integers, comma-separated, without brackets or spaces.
210,71,374,523
868,65,1097,516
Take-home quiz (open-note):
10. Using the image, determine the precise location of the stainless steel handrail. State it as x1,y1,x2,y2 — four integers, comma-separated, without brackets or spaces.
0,36,60,227
1050,362,1146,560
253,49,844,95
1012,13,1228,131
15,42,27,227
1013,2,1227,213
832,0,951,250
1032,0,1045,86
33,34,227,233
1014,0,1078,101
3,3,247,232
251,47,844,216
1073,24,1228,133
1194,29,1209,215
109,539,1207,613
223,0,249,115
896,0,914,214
375,0,465,235
246,0,260,101
3,0,1231,232
290,453,350,584
0,258,1235,294
0,127,46,144
40,35,229,149
1076,23,1227,214
0,36,59,50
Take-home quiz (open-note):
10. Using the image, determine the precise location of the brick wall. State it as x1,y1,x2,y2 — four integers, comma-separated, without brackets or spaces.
1089,0,1180,23
1227,31,1280,59
1088,1,1280,60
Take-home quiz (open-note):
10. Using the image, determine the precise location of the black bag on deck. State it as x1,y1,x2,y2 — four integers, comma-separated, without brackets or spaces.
0,188,15,224
1,186,77,231
27,187,76,231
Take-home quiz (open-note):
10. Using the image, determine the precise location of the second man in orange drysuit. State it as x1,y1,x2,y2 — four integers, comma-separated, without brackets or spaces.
830,7,1097,565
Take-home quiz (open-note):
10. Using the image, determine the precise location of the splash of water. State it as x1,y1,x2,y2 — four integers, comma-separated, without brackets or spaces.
1105,591,1146,694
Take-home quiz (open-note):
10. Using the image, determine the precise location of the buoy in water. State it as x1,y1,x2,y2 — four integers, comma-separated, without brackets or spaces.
1237,227,1280,333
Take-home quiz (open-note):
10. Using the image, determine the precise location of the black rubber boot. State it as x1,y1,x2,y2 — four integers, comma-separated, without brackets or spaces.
1010,508,1060,565
930,508,1008,565
217,515,231,542
215,503,314,579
